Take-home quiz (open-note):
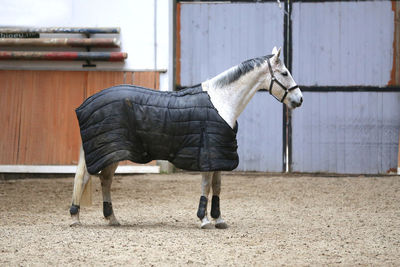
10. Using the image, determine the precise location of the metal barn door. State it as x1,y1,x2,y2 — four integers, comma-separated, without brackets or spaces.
178,2,285,172
291,1,400,174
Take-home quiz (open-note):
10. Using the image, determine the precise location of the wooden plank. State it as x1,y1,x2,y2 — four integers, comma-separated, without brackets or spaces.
0,38,120,47
0,165,160,174
18,71,86,165
124,71,133,84
87,71,160,94
0,71,23,164
134,71,159,89
0,27,120,34
0,70,161,168
0,51,127,61
86,71,127,96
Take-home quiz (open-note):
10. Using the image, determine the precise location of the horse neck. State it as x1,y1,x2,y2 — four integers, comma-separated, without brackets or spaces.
202,67,266,129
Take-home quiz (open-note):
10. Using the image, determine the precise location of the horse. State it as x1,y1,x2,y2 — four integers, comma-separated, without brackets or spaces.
70,47,303,229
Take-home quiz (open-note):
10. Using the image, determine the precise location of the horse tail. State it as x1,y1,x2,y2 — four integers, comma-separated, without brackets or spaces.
71,145,92,211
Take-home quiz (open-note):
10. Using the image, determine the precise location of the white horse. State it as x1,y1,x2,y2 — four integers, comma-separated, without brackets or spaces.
70,47,303,228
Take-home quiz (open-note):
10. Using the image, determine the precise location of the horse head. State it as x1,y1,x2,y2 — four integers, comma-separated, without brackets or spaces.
260,47,303,109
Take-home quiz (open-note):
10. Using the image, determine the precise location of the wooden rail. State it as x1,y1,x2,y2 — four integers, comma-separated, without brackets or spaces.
0,27,120,34
0,51,127,61
0,27,126,65
0,38,120,47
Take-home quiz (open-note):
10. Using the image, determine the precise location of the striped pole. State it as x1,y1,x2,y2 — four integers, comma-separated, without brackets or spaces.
0,51,127,61
0,27,120,34
0,38,120,47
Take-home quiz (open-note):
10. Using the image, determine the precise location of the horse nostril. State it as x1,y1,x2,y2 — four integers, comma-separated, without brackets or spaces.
291,98,302,108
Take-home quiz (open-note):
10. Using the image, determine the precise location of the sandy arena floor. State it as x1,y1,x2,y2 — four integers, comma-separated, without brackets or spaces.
0,172,399,266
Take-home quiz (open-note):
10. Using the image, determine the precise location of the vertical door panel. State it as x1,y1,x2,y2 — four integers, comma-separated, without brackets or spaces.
180,2,284,171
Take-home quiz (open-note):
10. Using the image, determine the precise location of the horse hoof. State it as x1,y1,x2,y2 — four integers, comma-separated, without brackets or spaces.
109,220,121,226
215,221,228,229
214,217,228,229
70,221,81,227
70,214,81,227
200,217,213,229
106,215,121,226
201,221,213,229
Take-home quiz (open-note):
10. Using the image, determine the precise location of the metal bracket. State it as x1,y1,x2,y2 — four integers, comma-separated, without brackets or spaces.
82,32,96,68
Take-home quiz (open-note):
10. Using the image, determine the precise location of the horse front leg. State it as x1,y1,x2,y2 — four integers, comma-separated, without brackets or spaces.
197,172,213,229
99,162,120,226
211,171,228,229
70,145,90,226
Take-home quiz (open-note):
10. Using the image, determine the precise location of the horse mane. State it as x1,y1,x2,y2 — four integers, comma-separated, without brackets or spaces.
214,54,273,87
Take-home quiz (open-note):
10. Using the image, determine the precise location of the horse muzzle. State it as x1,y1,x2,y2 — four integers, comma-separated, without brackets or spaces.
291,96,303,108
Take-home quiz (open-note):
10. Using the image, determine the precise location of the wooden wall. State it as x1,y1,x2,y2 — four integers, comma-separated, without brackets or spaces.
0,70,160,165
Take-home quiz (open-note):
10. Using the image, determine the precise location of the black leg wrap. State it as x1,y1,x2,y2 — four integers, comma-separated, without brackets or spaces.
70,204,80,215
103,202,113,218
197,196,208,220
211,195,221,219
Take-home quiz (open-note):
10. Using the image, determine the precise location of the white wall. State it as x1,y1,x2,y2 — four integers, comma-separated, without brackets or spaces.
0,0,170,76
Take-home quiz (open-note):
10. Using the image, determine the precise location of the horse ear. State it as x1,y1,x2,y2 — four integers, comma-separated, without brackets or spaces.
276,47,281,58
271,47,281,61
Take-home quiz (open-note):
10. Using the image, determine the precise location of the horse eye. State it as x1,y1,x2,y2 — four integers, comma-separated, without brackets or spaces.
282,71,288,76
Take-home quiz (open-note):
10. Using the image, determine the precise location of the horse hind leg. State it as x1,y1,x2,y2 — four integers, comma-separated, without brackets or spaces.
100,162,120,226
197,172,213,229
211,171,228,229
70,146,90,226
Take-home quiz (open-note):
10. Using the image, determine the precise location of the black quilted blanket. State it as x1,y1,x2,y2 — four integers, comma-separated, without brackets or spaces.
76,85,239,174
